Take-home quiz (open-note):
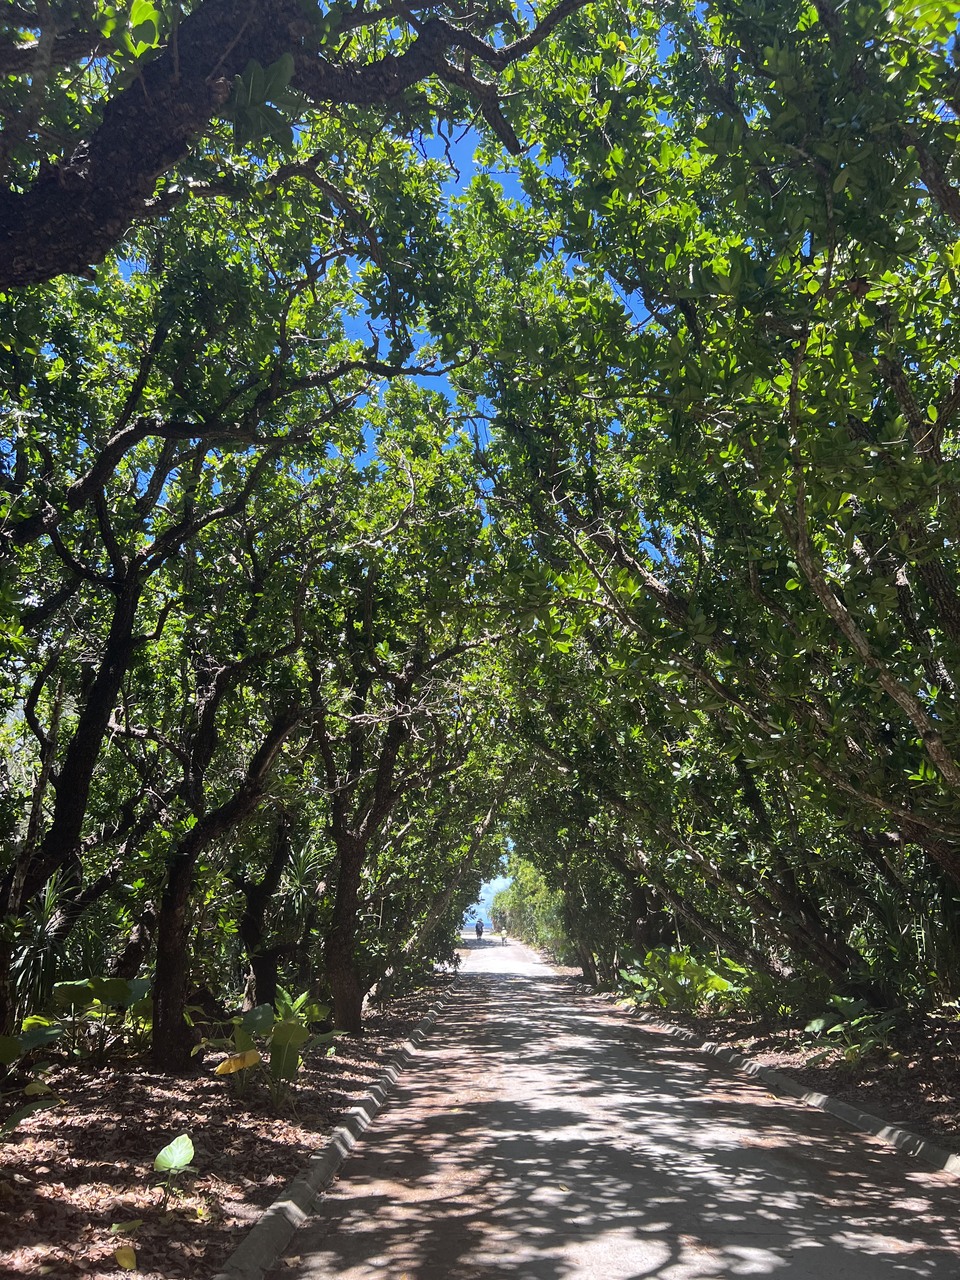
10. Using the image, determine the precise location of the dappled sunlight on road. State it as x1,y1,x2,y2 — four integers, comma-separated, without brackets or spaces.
270,940,960,1280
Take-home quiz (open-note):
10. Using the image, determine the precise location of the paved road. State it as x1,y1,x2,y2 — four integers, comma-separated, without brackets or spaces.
267,938,960,1279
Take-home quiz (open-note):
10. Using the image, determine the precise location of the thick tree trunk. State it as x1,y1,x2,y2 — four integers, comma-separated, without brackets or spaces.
0,940,18,1037
0,584,141,967
326,938,364,1035
630,882,672,954
110,907,157,981
574,942,598,985
243,952,280,1012
0,0,533,289
325,836,366,1034
19,586,141,907
0,0,307,288
151,707,301,1070
0,585,142,1035
152,854,198,1072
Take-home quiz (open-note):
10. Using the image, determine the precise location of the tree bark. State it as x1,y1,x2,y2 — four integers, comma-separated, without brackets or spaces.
324,835,366,1034
111,907,157,982
0,583,142,1034
2,581,141,923
574,942,598,985
152,852,198,1072
630,881,672,954
0,0,590,285
242,951,281,1012
0,0,305,287
238,814,293,1010
0,940,18,1037
151,705,301,1071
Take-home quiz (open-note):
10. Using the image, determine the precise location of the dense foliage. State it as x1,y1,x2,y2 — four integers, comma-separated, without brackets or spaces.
3,0,960,1088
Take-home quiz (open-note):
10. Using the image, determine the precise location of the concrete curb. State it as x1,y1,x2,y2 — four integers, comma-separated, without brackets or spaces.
627,1006,960,1179
212,986,454,1280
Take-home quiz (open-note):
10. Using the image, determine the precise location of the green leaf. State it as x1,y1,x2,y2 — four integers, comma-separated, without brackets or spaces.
0,1035,21,1066
241,1003,275,1035
153,1133,194,1173
18,1022,63,1052
127,0,160,54
128,996,153,1023
262,52,295,98
52,980,95,1011
90,976,135,1006
129,0,158,26
109,1219,144,1235
22,1080,55,1097
269,1019,310,1081
131,18,157,48
1,1097,58,1138
270,1019,310,1048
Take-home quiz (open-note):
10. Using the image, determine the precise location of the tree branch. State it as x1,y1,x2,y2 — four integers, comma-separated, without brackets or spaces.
0,0,587,287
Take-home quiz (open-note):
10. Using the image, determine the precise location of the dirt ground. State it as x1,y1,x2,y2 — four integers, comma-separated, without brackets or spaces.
2,961,959,1280
0,980,451,1280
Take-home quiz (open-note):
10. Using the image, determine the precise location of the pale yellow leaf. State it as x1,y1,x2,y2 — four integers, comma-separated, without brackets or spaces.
215,1048,261,1075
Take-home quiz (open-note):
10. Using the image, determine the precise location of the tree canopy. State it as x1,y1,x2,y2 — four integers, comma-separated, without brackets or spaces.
3,0,960,1080
0,0,584,284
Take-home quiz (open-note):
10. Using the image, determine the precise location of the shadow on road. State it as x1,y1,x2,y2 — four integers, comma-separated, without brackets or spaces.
272,958,960,1280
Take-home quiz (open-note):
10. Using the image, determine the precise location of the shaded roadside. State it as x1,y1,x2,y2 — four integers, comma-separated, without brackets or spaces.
0,982,451,1280
622,1003,960,1156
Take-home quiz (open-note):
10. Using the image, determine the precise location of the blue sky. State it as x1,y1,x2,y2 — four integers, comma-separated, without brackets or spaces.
465,874,511,925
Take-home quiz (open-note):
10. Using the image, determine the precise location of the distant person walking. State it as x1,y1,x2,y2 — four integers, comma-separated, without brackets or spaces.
475,921,484,940
500,928,507,946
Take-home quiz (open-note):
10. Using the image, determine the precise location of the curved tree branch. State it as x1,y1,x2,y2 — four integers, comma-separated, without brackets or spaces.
0,0,586,287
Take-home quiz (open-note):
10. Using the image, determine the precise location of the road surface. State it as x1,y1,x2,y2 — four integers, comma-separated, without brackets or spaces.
267,936,960,1279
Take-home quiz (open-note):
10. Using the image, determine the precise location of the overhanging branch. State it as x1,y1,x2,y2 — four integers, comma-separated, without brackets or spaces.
0,0,588,287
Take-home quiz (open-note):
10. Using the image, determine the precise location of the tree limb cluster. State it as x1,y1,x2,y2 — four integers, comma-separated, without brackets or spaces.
0,0,587,288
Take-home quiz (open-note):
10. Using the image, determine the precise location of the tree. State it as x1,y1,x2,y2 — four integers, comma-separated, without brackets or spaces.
301,388,507,1031
0,0,587,287
0,140,463,1042
8,0,960,1076
426,0,960,1003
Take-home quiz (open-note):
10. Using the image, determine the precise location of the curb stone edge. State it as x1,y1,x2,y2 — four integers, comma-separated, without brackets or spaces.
212,983,455,1280
615,997,960,1179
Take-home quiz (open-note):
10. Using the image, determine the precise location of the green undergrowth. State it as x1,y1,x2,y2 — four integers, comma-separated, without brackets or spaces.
617,947,926,1067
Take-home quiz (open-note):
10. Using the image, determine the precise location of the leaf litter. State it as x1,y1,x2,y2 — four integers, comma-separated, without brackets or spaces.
0,981,448,1279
